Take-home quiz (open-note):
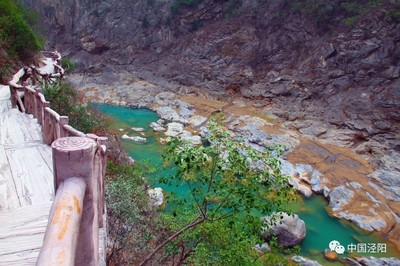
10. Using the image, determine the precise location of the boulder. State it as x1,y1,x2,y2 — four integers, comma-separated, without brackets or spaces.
155,106,183,122
324,249,338,261
165,122,184,137
149,122,165,132
188,115,207,127
261,212,306,247
345,256,400,266
254,243,271,253
179,131,202,145
131,127,145,132
127,157,135,165
291,256,322,266
121,134,147,143
146,187,164,207
288,176,313,198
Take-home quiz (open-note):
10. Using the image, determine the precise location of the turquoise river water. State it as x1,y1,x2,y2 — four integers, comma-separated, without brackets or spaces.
93,103,399,265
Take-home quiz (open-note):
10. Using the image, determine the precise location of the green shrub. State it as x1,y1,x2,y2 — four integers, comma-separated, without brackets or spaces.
284,0,398,30
344,15,359,25
225,0,243,17
106,161,163,265
387,8,400,20
0,64,12,83
0,0,44,61
42,79,107,133
60,57,76,72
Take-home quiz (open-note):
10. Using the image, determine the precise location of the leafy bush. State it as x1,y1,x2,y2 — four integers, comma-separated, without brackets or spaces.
42,79,107,133
140,118,295,265
60,57,76,72
285,0,398,30
387,8,400,20
106,161,165,265
225,0,243,17
0,0,44,61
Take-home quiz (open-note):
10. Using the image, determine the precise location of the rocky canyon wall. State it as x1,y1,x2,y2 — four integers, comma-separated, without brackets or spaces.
22,0,400,173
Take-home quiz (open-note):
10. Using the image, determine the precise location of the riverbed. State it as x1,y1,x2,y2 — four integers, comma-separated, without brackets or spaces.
93,103,399,265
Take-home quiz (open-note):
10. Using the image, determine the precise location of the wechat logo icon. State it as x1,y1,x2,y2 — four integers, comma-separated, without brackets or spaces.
329,240,345,254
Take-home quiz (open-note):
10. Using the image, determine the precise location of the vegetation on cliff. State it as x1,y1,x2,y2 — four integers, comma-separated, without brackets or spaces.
42,79,106,134
0,0,44,82
284,0,400,28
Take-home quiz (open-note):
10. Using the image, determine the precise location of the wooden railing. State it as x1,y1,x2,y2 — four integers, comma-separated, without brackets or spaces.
7,52,107,266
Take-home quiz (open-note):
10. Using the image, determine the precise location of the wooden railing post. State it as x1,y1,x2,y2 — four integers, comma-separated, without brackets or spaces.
51,137,100,266
59,116,69,138
87,134,108,228
9,85,17,108
23,85,30,114
42,102,51,144
36,88,43,125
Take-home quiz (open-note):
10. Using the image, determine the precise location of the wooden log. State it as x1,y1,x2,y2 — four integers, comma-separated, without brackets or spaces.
24,85,35,113
23,85,31,115
59,116,69,139
36,88,43,125
29,85,38,119
86,134,108,228
8,85,17,108
63,125,86,137
51,137,99,266
37,177,86,266
16,93,25,113
45,107,60,121
9,68,25,85
42,102,51,145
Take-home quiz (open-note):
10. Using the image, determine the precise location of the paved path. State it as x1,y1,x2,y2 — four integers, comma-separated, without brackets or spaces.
0,84,54,265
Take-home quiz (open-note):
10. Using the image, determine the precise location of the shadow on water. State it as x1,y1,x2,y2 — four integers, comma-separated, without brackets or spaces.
93,103,400,265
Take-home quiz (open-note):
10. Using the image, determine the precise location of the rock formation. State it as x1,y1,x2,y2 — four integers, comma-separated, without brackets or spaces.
261,212,306,248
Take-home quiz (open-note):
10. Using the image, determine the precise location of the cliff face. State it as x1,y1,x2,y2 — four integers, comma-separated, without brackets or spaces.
22,0,399,164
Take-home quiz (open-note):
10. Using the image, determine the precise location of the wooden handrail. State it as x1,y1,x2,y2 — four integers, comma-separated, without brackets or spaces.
63,124,86,137
45,107,60,121
7,52,107,265
36,177,86,266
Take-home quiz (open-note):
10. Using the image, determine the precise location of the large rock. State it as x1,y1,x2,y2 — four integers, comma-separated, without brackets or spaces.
345,257,400,266
254,243,271,253
149,121,165,132
188,115,207,127
291,256,322,266
146,187,164,207
165,122,184,137
324,249,338,261
121,134,147,143
179,131,202,145
155,106,183,122
131,127,145,132
261,212,306,247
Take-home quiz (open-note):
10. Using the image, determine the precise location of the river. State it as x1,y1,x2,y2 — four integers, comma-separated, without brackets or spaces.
93,103,399,265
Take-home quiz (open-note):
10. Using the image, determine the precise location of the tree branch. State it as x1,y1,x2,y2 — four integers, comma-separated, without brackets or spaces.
138,215,206,266
188,181,206,218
